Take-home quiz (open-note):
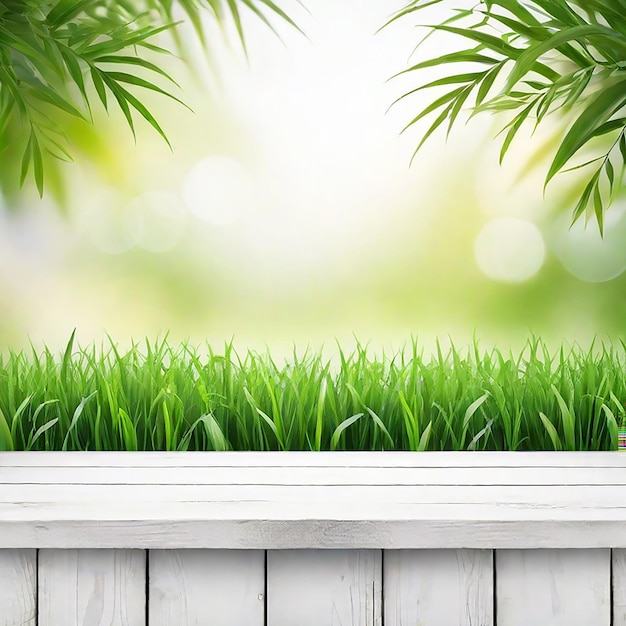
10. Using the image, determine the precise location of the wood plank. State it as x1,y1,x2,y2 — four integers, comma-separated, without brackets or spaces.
5,500,626,522
38,549,145,626
614,549,626,626
0,549,36,626
3,452,626,551
3,483,626,507
3,465,625,485
3,451,626,468
384,549,493,626
496,549,610,626
3,511,626,550
149,550,264,626
268,549,381,626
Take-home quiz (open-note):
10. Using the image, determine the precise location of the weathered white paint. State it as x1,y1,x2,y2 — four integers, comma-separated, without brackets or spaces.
38,549,145,626
384,549,493,626
496,549,610,626
149,549,264,626
3,454,625,624
2,452,626,549
3,465,625,485
3,451,626,467
6,517,626,550
3,483,626,507
0,549,36,626
268,549,381,626
614,549,626,626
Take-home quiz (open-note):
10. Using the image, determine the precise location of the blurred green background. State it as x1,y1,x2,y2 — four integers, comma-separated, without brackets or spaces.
2,0,626,358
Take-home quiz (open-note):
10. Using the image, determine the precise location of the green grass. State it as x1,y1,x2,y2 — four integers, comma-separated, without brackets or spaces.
0,334,624,452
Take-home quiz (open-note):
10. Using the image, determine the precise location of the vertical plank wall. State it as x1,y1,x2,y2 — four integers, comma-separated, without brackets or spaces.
496,549,611,626
1,548,622,625
149,549,265,626
267,549,382,626
38,549,146,626
614,549,626,626
0,549,36,626
385,549,494,626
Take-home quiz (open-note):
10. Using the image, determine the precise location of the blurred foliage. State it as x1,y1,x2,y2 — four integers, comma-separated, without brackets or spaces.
388,0,626,233
0,0,300,204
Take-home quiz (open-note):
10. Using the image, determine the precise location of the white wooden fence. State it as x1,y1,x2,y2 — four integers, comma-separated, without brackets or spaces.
1,451,626,625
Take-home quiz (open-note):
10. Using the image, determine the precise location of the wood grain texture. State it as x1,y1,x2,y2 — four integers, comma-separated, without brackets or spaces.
149,549,264,626
496,549,610,626
0,549,36,626
3,451,626,467
38,549,145,626
267,549,381,626
614,549,626,626
384,549,493,626
3,452,626,550
5,518,626,550
4,465,626,485
4,483,626,505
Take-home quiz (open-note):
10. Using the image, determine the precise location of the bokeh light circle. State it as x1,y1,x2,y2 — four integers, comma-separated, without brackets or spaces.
125,190,186,253
182,156,256,225
549,204,626,283
474,217,545,283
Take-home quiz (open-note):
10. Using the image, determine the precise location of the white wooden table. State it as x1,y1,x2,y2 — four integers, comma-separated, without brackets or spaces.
1,451,625,625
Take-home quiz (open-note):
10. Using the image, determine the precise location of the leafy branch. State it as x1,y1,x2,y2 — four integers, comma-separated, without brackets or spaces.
0,0,301,198
387,0,626,233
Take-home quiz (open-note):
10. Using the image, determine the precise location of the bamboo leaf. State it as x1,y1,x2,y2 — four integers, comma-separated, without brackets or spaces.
547,78,626,183
506,24,625,90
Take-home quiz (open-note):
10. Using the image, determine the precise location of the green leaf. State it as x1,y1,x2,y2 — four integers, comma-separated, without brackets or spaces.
392,50,499,79
199,413,229,451
0,407,14,451
499,102,534,163
101,76,136,138
547,78,626,183
416,420,433,452
330,413,364,451
538,411,562,451
61,390,97,451
570,170,600,224
28,418,59,450
401,86,466,132
95,55,179,86
601,403,618,449
605,159,615,188
82,23,175,59
47,0,99,28
32,133,44,197
364,407,395,449
475,62,505,107
104,72,190,110
551,384,575,451
506,24,625,90
593,181,604,235
225,0,247,52
463,392,490,431
314,377,327,451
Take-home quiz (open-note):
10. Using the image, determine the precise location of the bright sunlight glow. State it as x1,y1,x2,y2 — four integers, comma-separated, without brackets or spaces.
182,156,259,226
474,217,545,283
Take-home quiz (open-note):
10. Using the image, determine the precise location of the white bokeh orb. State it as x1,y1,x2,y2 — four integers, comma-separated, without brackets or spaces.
182,156,256,225
474,217,546,283
125,190,186,253
549,203,626,283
